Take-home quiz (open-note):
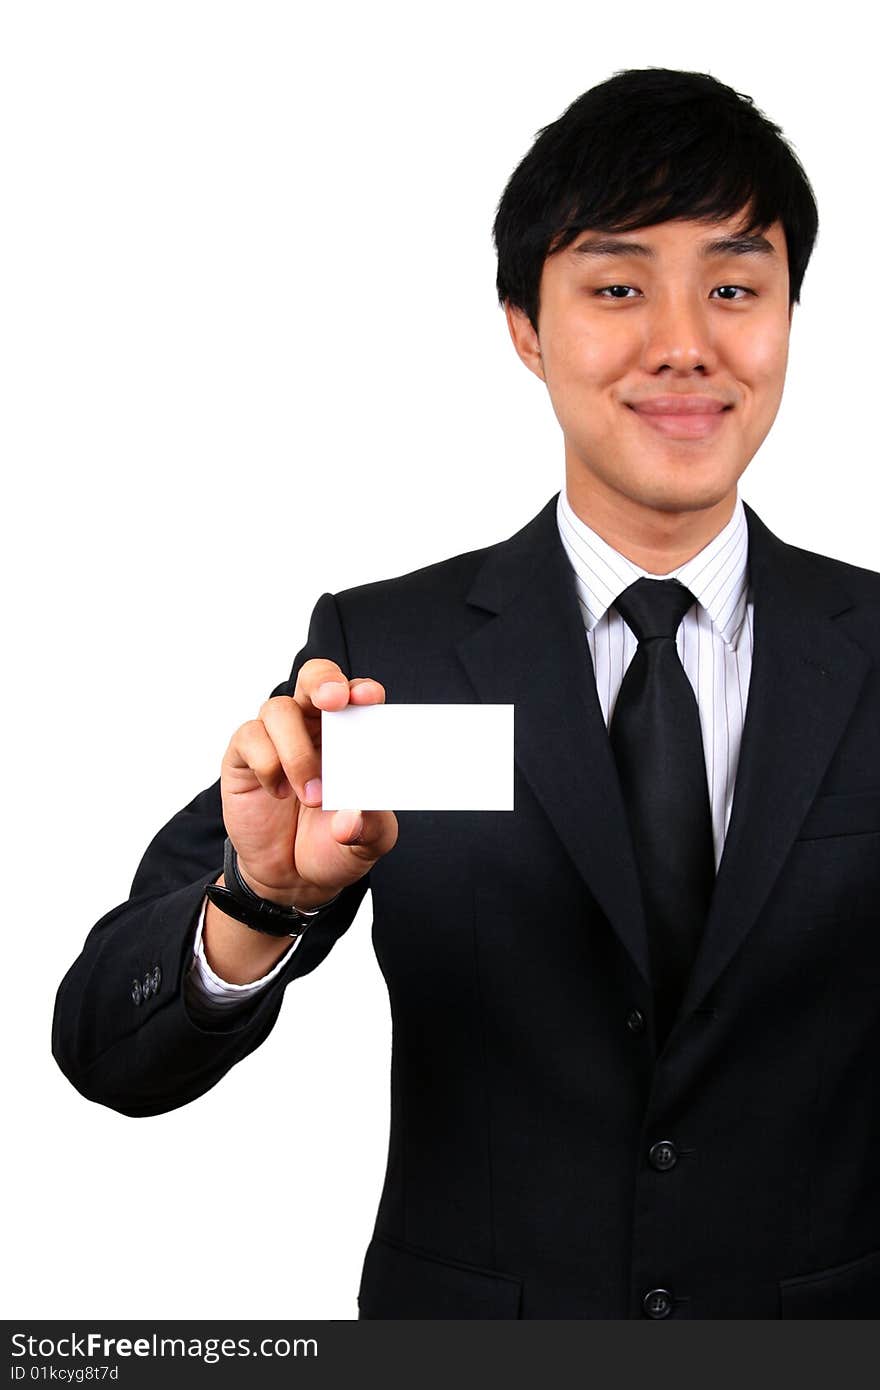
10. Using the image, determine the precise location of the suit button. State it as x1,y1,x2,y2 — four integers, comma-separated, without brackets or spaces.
626,1009,646,1034
648,1140,678,1171
150,964,162,993
131,979,142,1006
643,1288,674,1318
142,973,153,1000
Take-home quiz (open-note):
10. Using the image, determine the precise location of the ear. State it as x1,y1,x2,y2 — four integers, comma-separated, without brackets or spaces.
504,301,546,382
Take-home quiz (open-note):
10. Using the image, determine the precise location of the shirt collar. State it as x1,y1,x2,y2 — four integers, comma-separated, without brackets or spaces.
556,486,750,651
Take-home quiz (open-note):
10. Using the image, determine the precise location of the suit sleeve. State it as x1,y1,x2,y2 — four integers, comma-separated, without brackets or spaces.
51,591,371,1118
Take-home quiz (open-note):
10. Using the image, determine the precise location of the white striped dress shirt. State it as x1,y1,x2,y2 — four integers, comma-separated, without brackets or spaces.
187,487,754,1014
556,486,753,870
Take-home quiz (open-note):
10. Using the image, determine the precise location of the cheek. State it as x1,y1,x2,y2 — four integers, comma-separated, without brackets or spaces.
728,317,790,387
752,340,788,384
548,323,630,389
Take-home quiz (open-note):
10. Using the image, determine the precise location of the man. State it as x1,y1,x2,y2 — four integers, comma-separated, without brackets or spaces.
52,68,880,1318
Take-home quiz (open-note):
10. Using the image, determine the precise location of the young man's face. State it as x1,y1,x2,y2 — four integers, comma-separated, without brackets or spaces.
506,212,793,524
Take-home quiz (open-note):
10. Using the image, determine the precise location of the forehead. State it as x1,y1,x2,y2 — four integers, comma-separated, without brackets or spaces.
563,216,787,265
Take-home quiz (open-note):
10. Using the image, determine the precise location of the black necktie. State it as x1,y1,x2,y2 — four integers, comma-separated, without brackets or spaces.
609,578,715,1048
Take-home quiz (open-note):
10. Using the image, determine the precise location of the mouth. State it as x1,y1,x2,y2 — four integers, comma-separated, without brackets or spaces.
627,402,733,440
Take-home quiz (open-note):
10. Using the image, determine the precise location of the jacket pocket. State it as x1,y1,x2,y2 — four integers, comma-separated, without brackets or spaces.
795,791,880,841
357,1234,523,1319
780,1245,880,1317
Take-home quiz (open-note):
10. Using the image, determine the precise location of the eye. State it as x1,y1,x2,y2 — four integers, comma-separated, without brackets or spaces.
712,285,755,301
595,285,640,299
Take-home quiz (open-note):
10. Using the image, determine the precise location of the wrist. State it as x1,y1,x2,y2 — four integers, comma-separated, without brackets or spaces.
203,880,297,983
206,839,342,939
235,862,341,913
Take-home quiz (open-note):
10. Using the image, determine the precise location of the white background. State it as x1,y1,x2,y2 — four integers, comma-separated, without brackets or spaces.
2,0,876,1320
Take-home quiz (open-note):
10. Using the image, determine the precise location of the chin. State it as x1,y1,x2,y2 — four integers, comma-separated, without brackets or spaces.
632,478,736,514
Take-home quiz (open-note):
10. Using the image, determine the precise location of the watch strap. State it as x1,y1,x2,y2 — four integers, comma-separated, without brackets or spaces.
204,837,341,939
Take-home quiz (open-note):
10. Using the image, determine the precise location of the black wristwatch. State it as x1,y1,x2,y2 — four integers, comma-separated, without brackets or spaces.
205,837,341,939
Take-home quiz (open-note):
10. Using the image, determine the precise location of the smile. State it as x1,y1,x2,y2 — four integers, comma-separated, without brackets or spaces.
627,404,733,440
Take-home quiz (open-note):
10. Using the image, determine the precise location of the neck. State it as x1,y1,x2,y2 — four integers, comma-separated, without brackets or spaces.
564,472,738,574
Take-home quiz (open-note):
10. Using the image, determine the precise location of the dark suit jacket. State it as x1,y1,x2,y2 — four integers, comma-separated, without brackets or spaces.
53,493,880,1319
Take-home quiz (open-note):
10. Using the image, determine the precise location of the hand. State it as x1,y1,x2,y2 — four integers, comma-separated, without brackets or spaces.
220,659,398,909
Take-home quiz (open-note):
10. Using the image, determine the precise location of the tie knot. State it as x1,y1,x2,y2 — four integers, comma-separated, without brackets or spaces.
613,577,696,643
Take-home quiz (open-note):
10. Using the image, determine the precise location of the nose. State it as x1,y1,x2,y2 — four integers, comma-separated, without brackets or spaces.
640,290,720,375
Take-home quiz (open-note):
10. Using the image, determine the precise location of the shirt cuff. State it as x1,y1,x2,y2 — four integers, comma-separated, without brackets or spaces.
185,895,303,1013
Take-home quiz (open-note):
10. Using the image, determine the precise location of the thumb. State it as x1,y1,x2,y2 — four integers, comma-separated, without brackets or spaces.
330,808,397,862
332,809,365,846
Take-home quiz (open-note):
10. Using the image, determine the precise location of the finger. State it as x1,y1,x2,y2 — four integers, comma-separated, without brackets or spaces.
331,808,398,860
293,658,352,715
348,678,386,703
258,695,322,803
226,720,293,800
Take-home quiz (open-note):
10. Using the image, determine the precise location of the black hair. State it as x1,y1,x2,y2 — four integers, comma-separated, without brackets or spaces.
492,68,819,331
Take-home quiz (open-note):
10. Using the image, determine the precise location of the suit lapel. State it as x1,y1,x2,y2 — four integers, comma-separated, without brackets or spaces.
456,492,871,1031
456,494,652,987
677,502,871,1024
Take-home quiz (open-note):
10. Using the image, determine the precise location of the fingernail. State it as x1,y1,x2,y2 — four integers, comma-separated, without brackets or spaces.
318,681,346,700
304,777,322,804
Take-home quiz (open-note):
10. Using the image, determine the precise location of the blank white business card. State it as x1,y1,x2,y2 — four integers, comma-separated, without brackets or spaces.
321,704,514,810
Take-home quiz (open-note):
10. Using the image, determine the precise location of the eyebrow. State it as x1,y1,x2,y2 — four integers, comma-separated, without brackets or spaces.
569,233,777,260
